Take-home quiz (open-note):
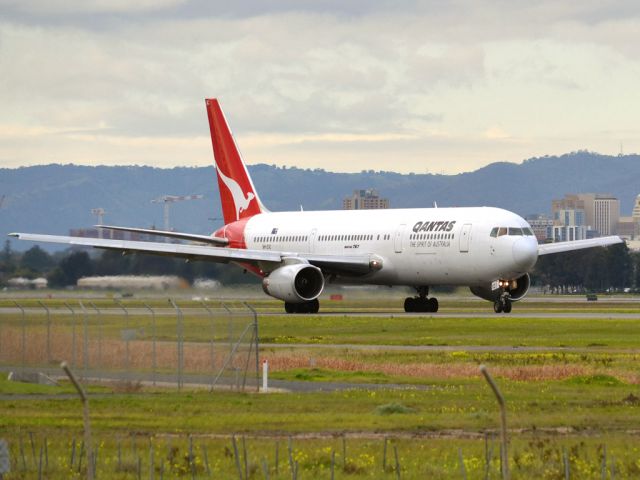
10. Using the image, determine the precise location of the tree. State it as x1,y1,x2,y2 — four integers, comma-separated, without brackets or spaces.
20,245,54,275
0,239,15,274
47,250,93,287
533,244,632,293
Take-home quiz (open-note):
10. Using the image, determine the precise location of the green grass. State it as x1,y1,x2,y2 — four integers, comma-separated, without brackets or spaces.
2,380,640,478
3,433,640,479
2,293,640,477
1,377,638,434
0,376,110,395
3,307,640,348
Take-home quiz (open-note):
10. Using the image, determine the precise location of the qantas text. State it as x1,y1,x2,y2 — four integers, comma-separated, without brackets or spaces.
412,220,456,233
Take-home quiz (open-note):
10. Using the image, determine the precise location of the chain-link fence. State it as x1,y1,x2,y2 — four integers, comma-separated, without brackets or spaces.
0,300,259,391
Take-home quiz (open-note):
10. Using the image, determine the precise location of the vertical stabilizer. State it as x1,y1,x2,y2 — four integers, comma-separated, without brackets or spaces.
206,98,267,225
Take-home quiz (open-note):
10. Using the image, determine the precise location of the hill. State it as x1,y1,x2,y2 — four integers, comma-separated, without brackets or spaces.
1,151,639,250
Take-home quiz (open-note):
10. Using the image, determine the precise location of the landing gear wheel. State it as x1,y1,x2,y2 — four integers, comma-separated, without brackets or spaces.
284,299,320,314
309,298,320,314
404,297,416,312
493,300,503,313
428,297,439,313
503,298,512,313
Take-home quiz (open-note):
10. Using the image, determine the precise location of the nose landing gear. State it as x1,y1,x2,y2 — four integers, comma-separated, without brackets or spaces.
404,286,439,313
493,294,512,314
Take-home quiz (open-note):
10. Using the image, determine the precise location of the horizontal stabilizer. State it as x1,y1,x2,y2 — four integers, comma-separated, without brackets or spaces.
96,225,229,246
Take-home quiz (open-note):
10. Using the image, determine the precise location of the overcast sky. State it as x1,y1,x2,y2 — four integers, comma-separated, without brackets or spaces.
0,1,638,173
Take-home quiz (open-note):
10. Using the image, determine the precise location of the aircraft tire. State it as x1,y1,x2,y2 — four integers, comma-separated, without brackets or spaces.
309,299,320,314
284,302,297,314
416,299,428,313
503,298,512,313
493,300,503,313
428,297,439,312
404,297,416,312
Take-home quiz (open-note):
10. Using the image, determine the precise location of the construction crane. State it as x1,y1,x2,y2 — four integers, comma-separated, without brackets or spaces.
91,208,106,238
152,194,204,232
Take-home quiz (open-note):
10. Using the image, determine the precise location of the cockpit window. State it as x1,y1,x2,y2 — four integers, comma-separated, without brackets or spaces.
493,226,534,237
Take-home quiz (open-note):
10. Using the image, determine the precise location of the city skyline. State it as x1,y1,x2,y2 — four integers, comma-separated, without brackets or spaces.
1,2,639,174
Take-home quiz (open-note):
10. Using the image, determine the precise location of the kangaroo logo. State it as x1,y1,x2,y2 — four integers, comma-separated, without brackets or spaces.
217,167,255,221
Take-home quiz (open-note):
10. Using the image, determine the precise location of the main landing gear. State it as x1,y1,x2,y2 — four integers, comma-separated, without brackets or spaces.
404,286,439,313
284,299,320,314
493,295,512,314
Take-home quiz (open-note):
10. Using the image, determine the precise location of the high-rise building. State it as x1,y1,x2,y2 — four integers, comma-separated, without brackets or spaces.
591,195,619,236
632,194,640,219
624,194,640,239
525,214,553,243
552,225,587,242
551,194,587,241
617,216,636,239
552,193,620,237
343,189,389,210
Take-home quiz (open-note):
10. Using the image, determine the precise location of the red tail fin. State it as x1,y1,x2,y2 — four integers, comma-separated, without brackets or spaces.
206,98,267,225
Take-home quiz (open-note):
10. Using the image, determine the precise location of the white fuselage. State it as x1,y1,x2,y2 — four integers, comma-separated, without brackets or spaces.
238,206,539,287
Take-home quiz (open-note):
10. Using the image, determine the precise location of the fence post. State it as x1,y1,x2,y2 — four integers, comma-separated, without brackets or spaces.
13,302,26,372
64,303,77,368
38,301,51,364
79,302,90,377
61,362,93,480
168,299,183,390
143,304,157,386
480,365,509,480
114,299,130,375
201,301,216,384
244,303,260,392
88,303,102,375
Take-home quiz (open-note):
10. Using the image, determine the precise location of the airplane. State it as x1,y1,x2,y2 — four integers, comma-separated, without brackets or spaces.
9,99,623,314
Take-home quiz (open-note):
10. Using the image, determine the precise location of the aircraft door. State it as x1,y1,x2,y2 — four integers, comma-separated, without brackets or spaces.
394,224,405,253
459,223,472,252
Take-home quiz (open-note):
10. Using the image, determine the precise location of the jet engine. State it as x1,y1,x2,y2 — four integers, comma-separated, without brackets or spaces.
262,264,325,303
470,273,530,302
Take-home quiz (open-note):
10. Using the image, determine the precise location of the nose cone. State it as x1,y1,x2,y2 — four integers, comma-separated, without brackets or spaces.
512,237,538,270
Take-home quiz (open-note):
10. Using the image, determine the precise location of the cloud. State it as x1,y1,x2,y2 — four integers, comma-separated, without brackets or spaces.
0,0,188,15
0,2,639,173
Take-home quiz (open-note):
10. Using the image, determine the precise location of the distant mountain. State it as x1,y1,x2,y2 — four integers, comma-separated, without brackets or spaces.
2,151,639,251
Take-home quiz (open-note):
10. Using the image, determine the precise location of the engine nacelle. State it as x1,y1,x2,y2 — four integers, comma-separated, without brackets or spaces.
470,273,531,302
262,264,325,303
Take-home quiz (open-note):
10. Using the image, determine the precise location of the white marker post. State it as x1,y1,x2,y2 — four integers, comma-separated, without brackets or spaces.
262,360,268,392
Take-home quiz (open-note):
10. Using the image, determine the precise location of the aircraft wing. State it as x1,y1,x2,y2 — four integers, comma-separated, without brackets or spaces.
8,233,376,276
537,235,623,256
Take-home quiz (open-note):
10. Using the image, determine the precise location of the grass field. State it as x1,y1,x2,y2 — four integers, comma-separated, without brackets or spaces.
2,292,640,478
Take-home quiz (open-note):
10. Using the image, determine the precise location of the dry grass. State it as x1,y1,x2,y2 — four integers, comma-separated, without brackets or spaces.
2,325,637,384
0,326,250,373
261,352,640,384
